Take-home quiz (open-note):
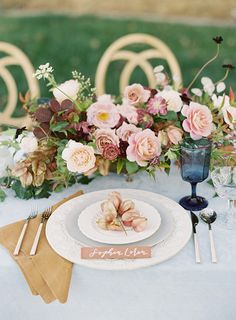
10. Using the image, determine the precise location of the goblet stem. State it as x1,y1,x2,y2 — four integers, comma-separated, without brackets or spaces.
191,183,197,198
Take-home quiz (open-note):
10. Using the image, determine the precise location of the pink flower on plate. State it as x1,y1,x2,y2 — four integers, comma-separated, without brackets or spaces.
182,102,213,140
94,128,119,153
117,103,138,125
123,84,150,105
116,122,142,142
147,96,168,115
87,102,120,128
127,129,161,167
166,126,183,144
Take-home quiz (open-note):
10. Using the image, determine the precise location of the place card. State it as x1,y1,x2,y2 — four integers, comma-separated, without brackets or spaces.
81,246,152,260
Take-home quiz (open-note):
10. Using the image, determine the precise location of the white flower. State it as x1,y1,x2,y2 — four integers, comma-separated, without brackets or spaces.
154,65,164,73
216,82,226,93
0,147,14,178
201,77,215,96
155,72,166,86
155,90,183,112
62,140,96,174
53,79,80,103
97,94,113,104
33,63,53,80
19,133,38,153
191,88,202,97
212,94,236,129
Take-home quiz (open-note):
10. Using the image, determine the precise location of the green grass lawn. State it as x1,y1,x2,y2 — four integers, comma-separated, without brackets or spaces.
0,14,236,118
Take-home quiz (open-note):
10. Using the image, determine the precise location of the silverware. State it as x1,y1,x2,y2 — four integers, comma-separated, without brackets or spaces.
30,207,52,256
191,211,201,263
200,208,217,263
13,209,37,256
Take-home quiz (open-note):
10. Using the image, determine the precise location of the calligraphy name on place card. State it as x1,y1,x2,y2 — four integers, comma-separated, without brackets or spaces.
81,246,152,259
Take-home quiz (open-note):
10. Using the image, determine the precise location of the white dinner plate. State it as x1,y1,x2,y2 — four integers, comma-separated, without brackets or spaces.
46,189,192,270
78,199,161,244
65,198,174,247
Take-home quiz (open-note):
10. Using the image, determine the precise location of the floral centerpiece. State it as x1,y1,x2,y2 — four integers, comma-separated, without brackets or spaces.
0,36,235,201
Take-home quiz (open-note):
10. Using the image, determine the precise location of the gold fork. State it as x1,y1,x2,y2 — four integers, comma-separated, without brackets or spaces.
13,209,38,256
30,207,52,256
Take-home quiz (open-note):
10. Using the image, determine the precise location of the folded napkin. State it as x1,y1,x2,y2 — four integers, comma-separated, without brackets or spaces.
0,190,83,304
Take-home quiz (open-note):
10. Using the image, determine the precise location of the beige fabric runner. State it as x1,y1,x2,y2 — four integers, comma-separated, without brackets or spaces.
0,190,83,303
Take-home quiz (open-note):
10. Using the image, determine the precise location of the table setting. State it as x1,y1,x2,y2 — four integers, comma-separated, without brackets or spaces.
0,35,235,319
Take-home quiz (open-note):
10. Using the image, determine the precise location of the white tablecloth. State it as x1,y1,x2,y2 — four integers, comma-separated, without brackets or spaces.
0,166,235,320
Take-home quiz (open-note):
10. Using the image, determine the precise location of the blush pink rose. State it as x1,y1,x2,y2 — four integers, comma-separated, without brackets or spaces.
123,84,150,105
117,103,138,124
116,122,142,142
87,102,120,128
166,126,183,144
127,129,161,167
94,128,119,153
182,102,213,140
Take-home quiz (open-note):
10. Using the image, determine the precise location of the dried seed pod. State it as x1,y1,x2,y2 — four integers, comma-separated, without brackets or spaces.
119,200,135,215
132,217,147,232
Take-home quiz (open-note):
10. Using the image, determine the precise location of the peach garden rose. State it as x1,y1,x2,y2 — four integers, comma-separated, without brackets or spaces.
62,140,96,173
166,126,183,145
127,129,161,167
182,102,213,140
123,84,150,105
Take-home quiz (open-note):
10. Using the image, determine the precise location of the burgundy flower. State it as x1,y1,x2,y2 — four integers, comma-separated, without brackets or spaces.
180,93,192,105
213,36,223,44
102,144,120,161
222,64,234,70
136,109,154,128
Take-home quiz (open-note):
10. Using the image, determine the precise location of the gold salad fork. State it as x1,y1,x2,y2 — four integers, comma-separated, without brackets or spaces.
13,209,38,256
30,207,52,256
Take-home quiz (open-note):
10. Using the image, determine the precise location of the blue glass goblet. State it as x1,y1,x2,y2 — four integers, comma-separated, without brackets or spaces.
179,138,212,211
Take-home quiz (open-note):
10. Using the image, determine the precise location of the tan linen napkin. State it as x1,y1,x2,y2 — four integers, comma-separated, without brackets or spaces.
0,190,83,303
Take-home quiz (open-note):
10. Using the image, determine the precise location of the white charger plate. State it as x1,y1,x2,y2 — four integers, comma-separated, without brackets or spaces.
78,199,161,244
46,189,192,270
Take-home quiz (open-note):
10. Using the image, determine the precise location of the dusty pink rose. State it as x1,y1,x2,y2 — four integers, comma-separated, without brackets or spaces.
127,129,161,167
117,103,138,124
87,102,120,128
94,128,119,153
116,122,141,142
166,126,183,144
147,96,167,115
182,102,213,140
124,84,150,105
102,144,120,160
